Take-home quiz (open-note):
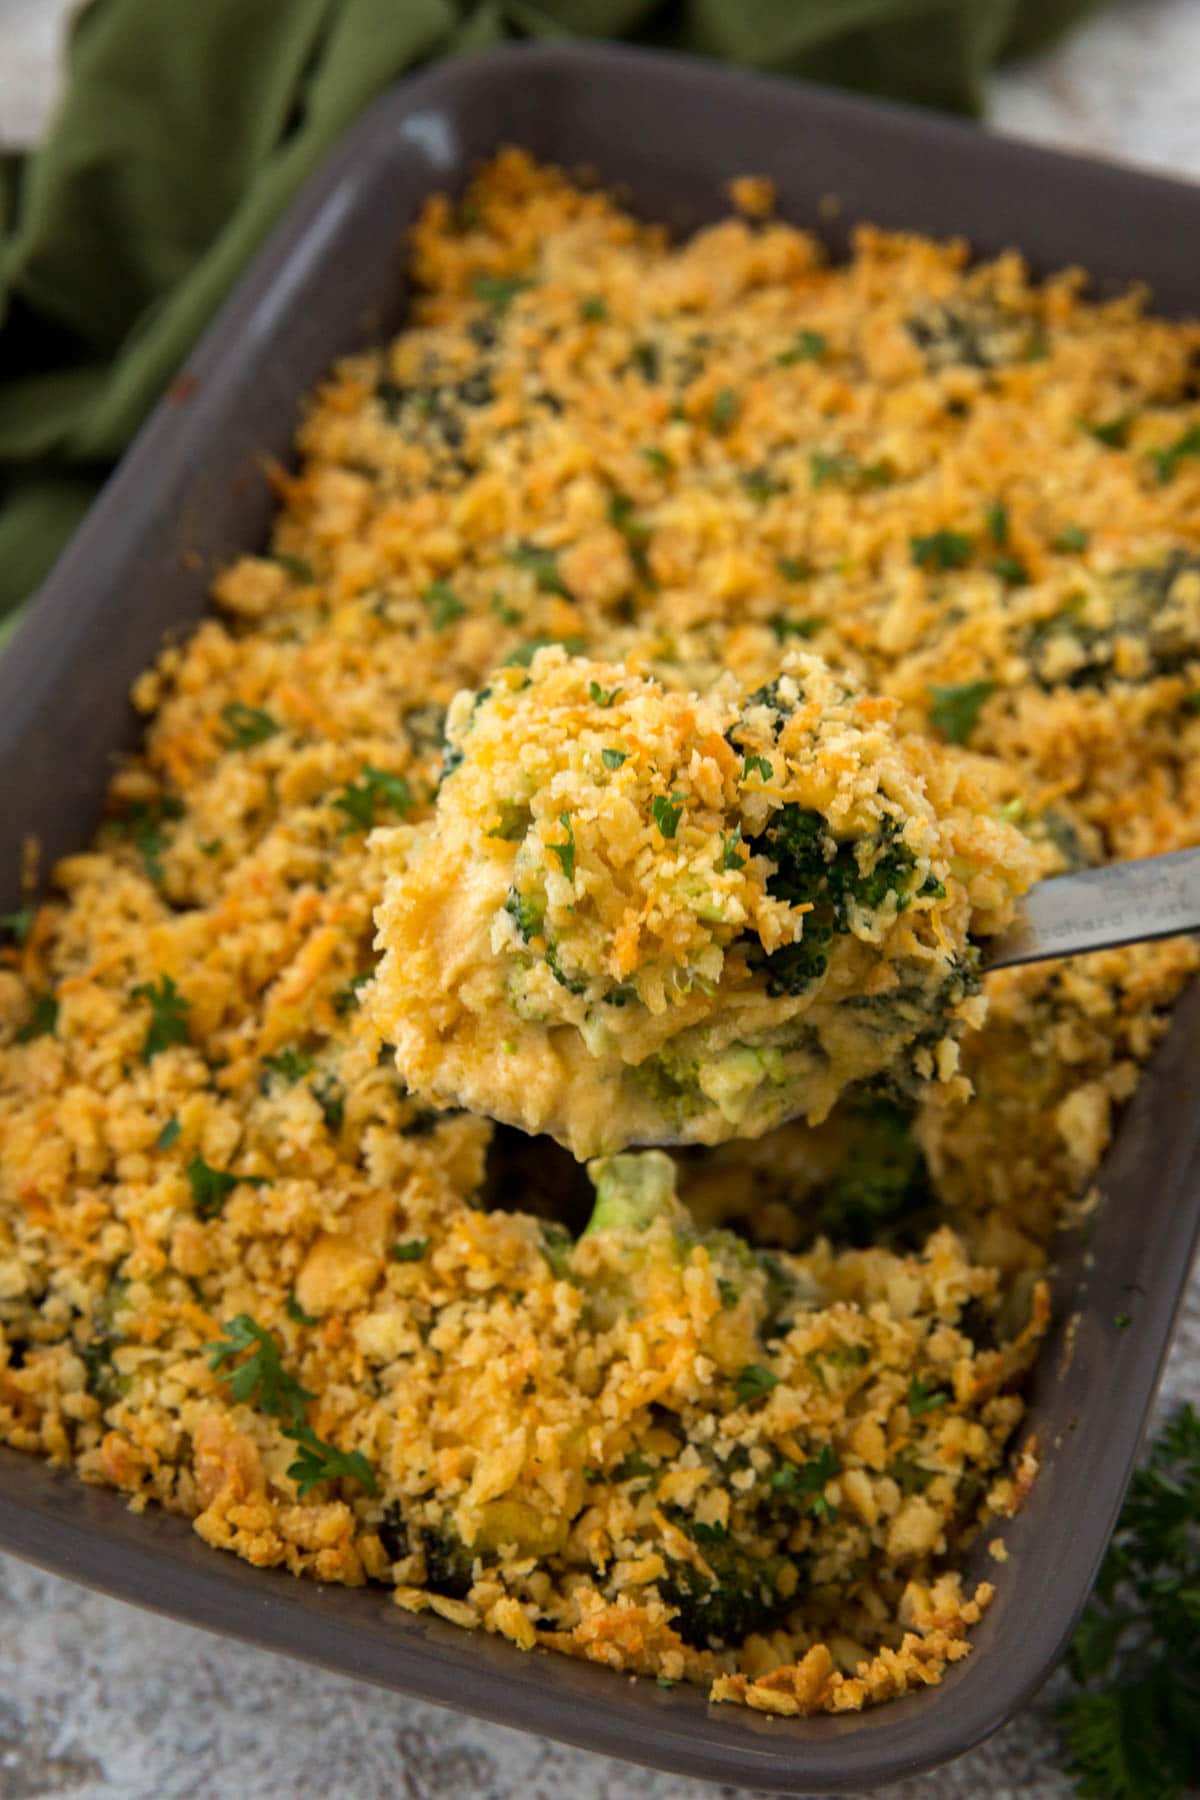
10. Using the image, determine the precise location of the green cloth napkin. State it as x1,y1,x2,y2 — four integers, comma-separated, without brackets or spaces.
0,0,1105,614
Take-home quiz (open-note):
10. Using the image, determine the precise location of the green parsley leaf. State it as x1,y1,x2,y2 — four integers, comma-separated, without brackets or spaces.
423,581,467,628
507,542,572,598
156,1117,181,1151
810,451,893,490
286,1292,319,1327
984,500,1009,546
333,765,412,833
206,1314,314,1427
720,825,745,871
1114,1312,1131,1331
392,1238,430,1263
1150,423,1200,484
631,341,660,381
187,1155,267,1221
776,555,815,581
333,972,371,1015
221,702,279,750
770,612,824,642
640,447,672,475
134,975,190,1062
550,813,576,883
490,592,522,625
117,794,185,885
770,1444,841,1521
710,387,740,433
650,793,684,839
286,1424,376,1498
580,295,608,322
740,467,787,503
601,747,627,770
0,906,34,944
473,272,531,314
1083,412,1134,449
776,329,827,365
911,529,974,570
1053,524,1091,553
717,1277,740,1308
928,680,998,745
907,1377,950,1417
311,1072,344,1135
588,680,622,708
261,1046,313,1085
734,1363,780,1404
743,754,773,783
16,992,57,1043
991,554,1030,587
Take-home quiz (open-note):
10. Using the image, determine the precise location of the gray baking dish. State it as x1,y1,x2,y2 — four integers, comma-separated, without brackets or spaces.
1,42,1199,1793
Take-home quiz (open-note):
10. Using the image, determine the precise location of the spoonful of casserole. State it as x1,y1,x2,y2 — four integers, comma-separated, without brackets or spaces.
366,646,1054,1158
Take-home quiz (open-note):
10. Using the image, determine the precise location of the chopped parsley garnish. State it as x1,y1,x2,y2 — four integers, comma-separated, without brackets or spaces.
717,1277,740,1308
490,592,522,625
928,679,997,745
0,905,34,944
1114,1312,1131,1331
311,1073,344,1134
740,467,787,502
333,765,412,832
206,1313,375,1496
187,1155,267,1221
286,1292,319,1327
907,1377,950,1416
261,1046,313,1085
392,1238,430,1263
742,754,773,783
207,1314,313,1425
650,793,684,839
472,272,531,313
286,1425,377,1499
589,680,622,708
710,387,740,433
1149,422,1200,484
580,295,608,322
156,1117,181,1151
631,341,660,380
991,554,1030,587
770,612,824,641
733,1363,780,1404
550,813,576,883
776,329,827,365
221,702,279,750
810,451,893,490
984,499,1010,546
640,447,672,475
1056,1403,1199,1800
423,581,467,628
117,794,185,884
776,555,815,581
133,975,190,1061
720,826,746,870
16,992,57,1043
507,542,571,598
601,747,628,770
911,529,974,570
770,1444,841,1520
1053,524,1091,553
333,972,371,1015
1083,412,1134,449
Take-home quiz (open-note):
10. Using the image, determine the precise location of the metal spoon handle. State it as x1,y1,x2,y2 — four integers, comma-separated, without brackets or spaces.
982,845,1200,971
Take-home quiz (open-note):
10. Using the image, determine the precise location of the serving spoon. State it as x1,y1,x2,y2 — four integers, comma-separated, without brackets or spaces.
981,844,1200,970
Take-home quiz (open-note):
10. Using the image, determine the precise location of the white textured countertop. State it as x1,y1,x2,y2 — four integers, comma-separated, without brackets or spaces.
1,2,1198,1795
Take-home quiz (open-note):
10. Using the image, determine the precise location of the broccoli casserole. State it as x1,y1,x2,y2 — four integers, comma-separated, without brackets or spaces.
1,150,1198,1718
371,647,1034,1153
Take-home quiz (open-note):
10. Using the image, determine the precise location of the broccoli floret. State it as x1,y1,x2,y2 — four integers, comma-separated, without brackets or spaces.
377,1501,410,1563
1025,553,1200,692
746,929,833,994
810,1101,933,1248
658,1521,801,1649
905,298,1044,371
747,805,916,934
582,1152,681,1237
504,886,545,942
421,1524,476,1598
